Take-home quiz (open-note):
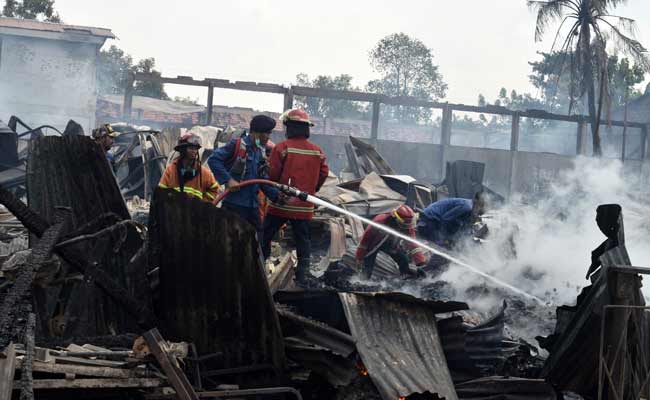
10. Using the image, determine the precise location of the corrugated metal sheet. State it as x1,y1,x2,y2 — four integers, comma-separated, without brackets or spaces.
27,135,141,337
0,16,114,38
148,188,286,377
439,304,520,382
455,377,556,400
339,292,458,400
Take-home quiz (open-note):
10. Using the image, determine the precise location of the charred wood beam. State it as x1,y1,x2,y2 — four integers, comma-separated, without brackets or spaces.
0,189,155,328
0,186,50,237
0,210,70,350
19,313,35,400
0,343,16,400
54,220,144,250
143,328,199,400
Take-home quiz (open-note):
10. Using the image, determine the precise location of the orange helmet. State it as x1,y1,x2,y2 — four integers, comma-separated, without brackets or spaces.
392,205,415,229
281,108,314,126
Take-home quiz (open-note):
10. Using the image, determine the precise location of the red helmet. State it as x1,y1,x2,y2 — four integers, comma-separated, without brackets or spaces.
281,108,314,126
392,205,415,229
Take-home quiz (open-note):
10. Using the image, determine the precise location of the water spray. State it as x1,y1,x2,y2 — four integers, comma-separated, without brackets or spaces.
216,180,546,305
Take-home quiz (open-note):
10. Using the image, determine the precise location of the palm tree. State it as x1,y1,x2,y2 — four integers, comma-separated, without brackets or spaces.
528,0,650,156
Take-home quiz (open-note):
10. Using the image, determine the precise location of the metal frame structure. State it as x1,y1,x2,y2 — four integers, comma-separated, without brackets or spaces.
123,73,650,197
598,265,650,400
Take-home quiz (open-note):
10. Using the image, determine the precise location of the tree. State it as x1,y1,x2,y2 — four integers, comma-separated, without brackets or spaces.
172,96,200,106
294,73,364,119
97,45,169,100
133,58,169,100
528,51,644,114
366,33,447,123
97,45,133,96
1,0,60,22
528,0,650,156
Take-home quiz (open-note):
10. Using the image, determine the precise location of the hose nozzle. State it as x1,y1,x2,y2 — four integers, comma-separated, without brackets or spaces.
277,184,309,201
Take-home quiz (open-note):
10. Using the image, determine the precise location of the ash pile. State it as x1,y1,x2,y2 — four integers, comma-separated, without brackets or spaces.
0,120,649,400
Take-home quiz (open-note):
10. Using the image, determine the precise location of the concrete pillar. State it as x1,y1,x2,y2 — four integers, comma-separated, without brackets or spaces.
122,73,135,123
438,105,453,182
283,89,294,111
370,100,380,145
508,112,520,198
576,120,589,155
205,83,214,126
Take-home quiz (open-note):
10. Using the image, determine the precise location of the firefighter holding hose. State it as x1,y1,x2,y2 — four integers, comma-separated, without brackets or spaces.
356,205,428,280
208,115,281,238
261,109,329,284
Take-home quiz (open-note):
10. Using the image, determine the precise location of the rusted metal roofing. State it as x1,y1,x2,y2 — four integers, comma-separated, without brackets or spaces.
0,17,114,38
148,188,286,379
455,377,557,400
339,292,458,400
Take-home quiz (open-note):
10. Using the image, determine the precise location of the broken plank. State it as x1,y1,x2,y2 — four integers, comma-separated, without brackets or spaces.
13,378,165,390
0,343,16,400
15,359,147,379
143,329,198,400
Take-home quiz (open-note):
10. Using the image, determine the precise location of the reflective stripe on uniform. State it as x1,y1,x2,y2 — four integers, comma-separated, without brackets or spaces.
167,186,204,200
286,147,322,156
209,182,220,189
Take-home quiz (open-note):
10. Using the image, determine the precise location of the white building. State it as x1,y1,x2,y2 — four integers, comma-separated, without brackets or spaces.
0,17,114,133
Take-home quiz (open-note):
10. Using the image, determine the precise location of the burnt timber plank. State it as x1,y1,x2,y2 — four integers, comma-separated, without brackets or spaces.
143,328,198,400
20,313,35,400
16,359,146,379
12,378,165,390
0,343,16,400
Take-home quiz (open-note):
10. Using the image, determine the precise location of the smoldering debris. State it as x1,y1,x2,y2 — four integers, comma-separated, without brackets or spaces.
0,129,649,400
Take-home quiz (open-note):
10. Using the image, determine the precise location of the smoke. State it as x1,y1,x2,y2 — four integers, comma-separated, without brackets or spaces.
427,156,650,341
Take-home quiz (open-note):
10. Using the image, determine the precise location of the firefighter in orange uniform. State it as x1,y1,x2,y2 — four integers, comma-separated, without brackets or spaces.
356,205,428,279
159,133,220,202
261,109,329,284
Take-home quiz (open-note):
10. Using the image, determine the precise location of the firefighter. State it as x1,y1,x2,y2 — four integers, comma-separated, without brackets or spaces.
159,133,219,202
356,205,428,280
416,192,487,247
92,123,118,169
208,115,280,238
261,109,329,284
258,139,276,222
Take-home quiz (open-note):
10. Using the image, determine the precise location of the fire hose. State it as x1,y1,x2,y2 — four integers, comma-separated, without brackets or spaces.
212,179,309,205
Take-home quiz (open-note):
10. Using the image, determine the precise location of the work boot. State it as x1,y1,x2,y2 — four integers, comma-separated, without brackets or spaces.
295,257,311,285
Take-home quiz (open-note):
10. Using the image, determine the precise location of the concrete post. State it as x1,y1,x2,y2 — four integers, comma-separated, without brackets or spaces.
438,105,453,182
576,120,589,155
205,83,214,126
508,112,521,198
283,89,294,112
122,73,135,122
370,100,380,145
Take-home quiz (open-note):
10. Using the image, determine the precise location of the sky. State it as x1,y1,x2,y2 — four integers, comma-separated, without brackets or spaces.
53,0,650,113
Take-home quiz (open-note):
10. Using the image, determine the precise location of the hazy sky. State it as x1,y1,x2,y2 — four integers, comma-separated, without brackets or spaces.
55,0,650,112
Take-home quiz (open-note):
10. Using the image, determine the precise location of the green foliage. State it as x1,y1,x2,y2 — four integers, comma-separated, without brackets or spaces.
294,73,364,119
97,45,169,100
172,96,200,106
366,33,447,123
528,0,650,155
1,0,60,22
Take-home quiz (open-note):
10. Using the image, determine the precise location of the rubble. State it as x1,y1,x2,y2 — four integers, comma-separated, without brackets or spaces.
0,121,648,400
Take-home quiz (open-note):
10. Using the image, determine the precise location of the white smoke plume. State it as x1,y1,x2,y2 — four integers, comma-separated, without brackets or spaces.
428,156,650,341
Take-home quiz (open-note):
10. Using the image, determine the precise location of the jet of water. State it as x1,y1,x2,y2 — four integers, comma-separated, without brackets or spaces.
306,194,546,305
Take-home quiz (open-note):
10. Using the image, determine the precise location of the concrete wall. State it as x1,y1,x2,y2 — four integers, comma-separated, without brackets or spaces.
280,133,650,199
0,35,99,132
